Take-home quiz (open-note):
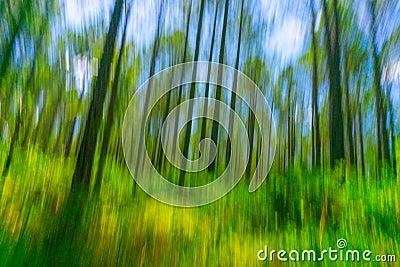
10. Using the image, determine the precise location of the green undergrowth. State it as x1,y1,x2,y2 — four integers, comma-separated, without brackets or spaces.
0,145,398,266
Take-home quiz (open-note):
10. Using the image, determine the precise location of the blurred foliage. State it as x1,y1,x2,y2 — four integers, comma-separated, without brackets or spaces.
0,0,399,265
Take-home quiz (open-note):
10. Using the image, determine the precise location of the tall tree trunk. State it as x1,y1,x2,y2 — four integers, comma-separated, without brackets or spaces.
21,59,36,147
178,0,206,186
94,5,130,195
167,0,193,184
387,86,397,177
311,3,321,168
65,89,85,157
356,81,365,177
41,91,62,151
133,0,166,193
323,0,345,168
225,0,244,165
155,57,175,169
1,99,21,179
343,57,355,165
209,0,229,172
199,3,218,160
246,97,256,179
71,0,123,191
285,68,295,171
369,0,391,177
1,48,38,179
46,2,124,263
0,0,31,86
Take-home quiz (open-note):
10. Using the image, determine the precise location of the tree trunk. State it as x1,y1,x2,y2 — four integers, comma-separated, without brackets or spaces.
1,100,21,178
209,0,229,172
370,0,391,177
41,91,62,151
46,1,124,262
0,0,31,86
311,3,321,168
343,57,355,165
178,0,206,186
65,89,85,157
323,0,345,168
133,0,166,193
356,82,365,177
387,86,397,177
71,0,124,190
225,0,244,165
94,5,130,195
199,3,218,161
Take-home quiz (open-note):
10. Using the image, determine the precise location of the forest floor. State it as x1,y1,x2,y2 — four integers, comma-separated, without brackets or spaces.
0,145,399,266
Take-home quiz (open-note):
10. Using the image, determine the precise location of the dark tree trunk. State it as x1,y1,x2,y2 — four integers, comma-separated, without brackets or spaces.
343,57,355,166
387,86,397,177
0,0,31,85
1,103,21,179
133,0,166,193
41,91,62,151
71,0,124,190
323,0,345,168
209,0,230,172
225,0,244,165
46,2,124,263
94,5,130,195
64,89,85,157
199,4,218,157
178,0,206,186
311,3,321,168
21,59,36,147
168,0,192,183
370,0,390,176
356,82,365,177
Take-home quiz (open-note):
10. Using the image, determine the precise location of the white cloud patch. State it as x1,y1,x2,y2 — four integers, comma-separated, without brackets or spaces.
268,16,305,60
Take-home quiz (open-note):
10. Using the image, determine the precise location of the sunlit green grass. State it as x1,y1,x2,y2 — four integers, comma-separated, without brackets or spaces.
0,144,399,266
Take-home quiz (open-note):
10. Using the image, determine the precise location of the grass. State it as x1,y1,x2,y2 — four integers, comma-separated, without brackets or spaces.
0,144,399,266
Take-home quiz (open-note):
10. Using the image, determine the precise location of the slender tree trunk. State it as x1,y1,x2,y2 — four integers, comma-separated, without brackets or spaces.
72,0,123,190
225,0,244,165
65,89,85,157
133,0,166,193
387,86,397,177
343,57,355,165
353,119,358,177
1,100,21,179
311,3,321,168
155,57,175,169
94,5,130,195
47,2,124,263
323,0,345,168
356,82,365,177
0,0,31,86
209,0,229,172
246,98,256,178
199,3,218,159
178,0,206,186
41,91,62,151
370,0,390,177
286,68,295,170
21,60,36,147
300,94,305,166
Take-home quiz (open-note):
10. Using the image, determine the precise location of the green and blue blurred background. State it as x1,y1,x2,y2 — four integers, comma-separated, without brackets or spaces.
0,0,399,265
